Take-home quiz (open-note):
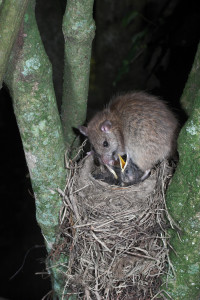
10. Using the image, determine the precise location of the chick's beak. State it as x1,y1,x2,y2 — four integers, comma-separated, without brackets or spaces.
118,154,126,172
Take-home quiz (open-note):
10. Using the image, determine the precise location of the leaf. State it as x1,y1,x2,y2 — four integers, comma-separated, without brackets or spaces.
122,11,139,28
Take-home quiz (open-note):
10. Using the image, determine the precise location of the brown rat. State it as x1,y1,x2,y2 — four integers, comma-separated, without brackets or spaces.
79,91,179,178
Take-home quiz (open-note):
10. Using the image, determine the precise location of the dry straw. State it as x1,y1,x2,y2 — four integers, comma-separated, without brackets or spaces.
56,145,176,299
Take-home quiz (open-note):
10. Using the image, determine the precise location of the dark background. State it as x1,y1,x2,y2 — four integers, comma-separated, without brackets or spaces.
0,0,200,299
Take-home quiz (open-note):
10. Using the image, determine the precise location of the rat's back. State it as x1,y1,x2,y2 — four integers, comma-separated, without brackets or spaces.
109,92,178,171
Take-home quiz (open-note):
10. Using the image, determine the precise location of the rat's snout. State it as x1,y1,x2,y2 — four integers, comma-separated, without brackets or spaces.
101,155,115,166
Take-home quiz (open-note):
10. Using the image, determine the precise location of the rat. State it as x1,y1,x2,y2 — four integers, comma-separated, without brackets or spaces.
79,91,179,181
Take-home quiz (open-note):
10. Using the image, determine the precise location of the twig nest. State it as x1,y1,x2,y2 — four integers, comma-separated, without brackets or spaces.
59,153,175,299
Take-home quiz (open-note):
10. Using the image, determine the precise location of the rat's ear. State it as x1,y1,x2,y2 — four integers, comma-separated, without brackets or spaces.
78,125,88,136
100,120,112,132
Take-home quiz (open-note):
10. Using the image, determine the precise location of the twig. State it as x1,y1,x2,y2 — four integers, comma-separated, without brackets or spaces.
91,232,112,253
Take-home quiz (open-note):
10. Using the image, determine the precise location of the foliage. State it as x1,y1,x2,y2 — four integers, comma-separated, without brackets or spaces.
113,10,148,86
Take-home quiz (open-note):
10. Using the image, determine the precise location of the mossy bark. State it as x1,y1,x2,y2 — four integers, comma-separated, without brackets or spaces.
4,0,68,298
61,0,95,150
180,43,200,116
163,43,200,299
0,0,29,88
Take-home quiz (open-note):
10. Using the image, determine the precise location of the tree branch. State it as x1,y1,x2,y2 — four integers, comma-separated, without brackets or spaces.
4,0,68,297
180,43,200,116
61,0,95,150
0,0,29,88
163,42,200,299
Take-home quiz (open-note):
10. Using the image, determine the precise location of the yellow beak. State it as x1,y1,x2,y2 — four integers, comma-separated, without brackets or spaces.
118,154,126,172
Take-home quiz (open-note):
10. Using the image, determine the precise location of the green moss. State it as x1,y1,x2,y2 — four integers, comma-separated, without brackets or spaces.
22,56,41,75
4,0,69,297
61,0,95,150
24,13,29,23
0,0,28,85
163,45,200,300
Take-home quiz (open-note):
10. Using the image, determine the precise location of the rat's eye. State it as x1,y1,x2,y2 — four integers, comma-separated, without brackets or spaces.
103,140,109,147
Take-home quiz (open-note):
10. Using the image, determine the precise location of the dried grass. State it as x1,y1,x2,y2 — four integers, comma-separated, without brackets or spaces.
57,145,176,300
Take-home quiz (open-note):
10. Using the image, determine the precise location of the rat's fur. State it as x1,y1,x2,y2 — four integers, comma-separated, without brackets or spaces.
79,92,179,173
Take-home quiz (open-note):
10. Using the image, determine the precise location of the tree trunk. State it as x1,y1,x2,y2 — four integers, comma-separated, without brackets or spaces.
0,0,29,87
61,0,95,150
163,43,200,299
4,0,68,298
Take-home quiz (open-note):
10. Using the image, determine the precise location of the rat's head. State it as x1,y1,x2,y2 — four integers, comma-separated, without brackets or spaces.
79,112,123,165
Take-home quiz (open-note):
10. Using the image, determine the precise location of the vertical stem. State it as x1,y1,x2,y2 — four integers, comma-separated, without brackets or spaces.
61,0,95,150
0,0,29,87
180,43,200,116
4,0,68,297
163,42,200,299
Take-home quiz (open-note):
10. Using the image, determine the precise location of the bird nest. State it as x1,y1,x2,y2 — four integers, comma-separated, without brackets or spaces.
57,147,176,299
